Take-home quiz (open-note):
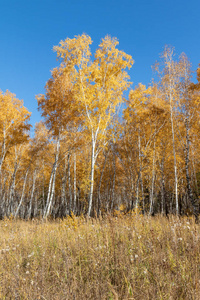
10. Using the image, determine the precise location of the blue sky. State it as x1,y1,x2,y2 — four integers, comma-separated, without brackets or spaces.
0,0,199,133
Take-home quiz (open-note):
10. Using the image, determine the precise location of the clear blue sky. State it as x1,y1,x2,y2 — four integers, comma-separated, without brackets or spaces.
0,0,199,133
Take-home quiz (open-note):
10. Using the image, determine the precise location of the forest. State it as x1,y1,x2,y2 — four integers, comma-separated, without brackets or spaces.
0,33,200,220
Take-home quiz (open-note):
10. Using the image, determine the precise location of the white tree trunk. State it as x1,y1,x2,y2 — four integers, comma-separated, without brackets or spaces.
67,153,72,216
44,134,60,218
28,169,37,218
14,169,29,218
149,141,156,215
88,140,95,217
169,98,179,215
73,153,77,213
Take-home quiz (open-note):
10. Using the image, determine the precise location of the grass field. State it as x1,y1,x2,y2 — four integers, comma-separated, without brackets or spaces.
0,213,200,299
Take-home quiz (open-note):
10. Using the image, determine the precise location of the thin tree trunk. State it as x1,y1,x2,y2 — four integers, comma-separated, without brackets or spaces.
28,169,37,218
135,174,140,210
191,148,198,196
73,153,76,213
138,130,145,213
45,166,57,218
14,169,29,218
149,141,156,215
97,150,108,217
160,157,165,215
42,159,45,210
61,156,67,216
67,152,73,216
110,147,116,211
44,134,60,218
9,146,20,215
9,162,18,215
88,140,95,217
170,99,179,215
140,172,145,214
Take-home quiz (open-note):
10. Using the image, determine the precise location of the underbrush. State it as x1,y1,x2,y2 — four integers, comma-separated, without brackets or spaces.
0,213,200,299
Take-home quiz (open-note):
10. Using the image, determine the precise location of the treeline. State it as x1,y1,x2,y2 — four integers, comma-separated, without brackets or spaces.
0,34,200,219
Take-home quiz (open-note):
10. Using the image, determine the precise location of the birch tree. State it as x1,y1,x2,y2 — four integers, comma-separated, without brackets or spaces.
0,90,31,177
157,47,181,215
54,34,133,216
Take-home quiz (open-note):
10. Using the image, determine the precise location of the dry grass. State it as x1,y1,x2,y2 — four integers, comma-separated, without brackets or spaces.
0,213,200,299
